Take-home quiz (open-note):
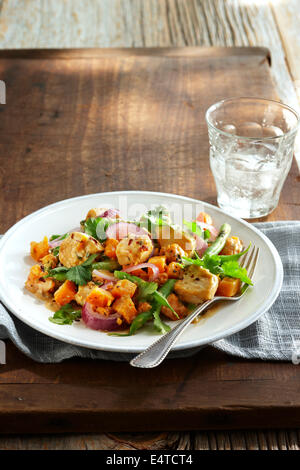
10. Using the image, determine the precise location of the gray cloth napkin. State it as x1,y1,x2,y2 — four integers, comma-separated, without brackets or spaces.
0,221,299,363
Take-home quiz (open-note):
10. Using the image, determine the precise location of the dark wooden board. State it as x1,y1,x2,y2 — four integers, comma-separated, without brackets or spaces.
0,47,299,433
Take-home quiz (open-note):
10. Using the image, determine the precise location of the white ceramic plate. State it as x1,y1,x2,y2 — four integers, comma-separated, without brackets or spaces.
0,191,283,353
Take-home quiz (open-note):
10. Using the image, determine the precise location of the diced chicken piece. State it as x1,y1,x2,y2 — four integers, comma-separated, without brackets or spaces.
59,232,103,268
74,282,98,306
161,293,189,321
157,225,196,256
174,265,218,304
219,236,243,256
166,262,184,279
41,254,58,271
25,265,55,299
116,234,153,266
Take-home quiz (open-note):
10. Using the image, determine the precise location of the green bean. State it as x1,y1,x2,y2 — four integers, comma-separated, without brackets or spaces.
92,259,120,272
203,223,231,257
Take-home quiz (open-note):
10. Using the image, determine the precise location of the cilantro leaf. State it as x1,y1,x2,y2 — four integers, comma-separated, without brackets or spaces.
221,261,253,285
84,217,118,242
66,265,92,285
49,303,81,325
181,244,253,285
46,255,98,286
84,217,103,239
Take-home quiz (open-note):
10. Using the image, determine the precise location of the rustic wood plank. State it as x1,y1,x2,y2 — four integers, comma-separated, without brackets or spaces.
1,342,300,435
0,0,297,107
0,0,298,171
1,47,292,235
0,45,299,450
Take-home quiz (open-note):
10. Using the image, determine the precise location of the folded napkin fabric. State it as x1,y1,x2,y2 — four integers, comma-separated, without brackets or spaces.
0,221,299,363
213,221,300,361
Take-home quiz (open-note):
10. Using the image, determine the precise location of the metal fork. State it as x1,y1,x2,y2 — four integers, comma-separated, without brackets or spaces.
130,246,259,368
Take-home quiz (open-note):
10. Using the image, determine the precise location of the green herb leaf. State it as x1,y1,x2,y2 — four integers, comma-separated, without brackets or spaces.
113,271,158,300
45,266,68,282
183,220,203,237
66,265,92,286
110,309,154,336
203,229,210,240
49,233,69,242
52,246,60,257
139,206,170,236
181,244,253,285
84,217,103,239
153,308,171,334
46,255,97,286
221,261,253,285
49,303,81,325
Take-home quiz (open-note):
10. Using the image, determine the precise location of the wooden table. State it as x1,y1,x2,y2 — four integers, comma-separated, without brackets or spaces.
0,0,299,451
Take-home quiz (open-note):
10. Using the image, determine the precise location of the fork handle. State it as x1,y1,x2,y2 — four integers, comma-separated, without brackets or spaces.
130,298,216,368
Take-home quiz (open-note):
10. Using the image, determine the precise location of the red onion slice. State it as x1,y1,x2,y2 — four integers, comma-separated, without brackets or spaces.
92,269,116,282
123,263,159,281
194,235,208,257
106,222,149,241
99,208,120,219
82,301,122,331
49,238,64,249
101,281,115,290
49,227,82,249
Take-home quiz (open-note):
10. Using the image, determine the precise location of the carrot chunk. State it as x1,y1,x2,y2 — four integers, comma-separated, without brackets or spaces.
138,301,152,313
104,239,119,259
148,256,166,273
54,280,77,306
127,268,148,281
86,287,114,308
30,236,49,261
216,277,241,297
196,212,213,225
161,293,188,321
111,279,137,298
113,296,137,324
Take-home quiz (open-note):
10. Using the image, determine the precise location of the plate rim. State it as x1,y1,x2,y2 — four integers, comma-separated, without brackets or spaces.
0,190,283,353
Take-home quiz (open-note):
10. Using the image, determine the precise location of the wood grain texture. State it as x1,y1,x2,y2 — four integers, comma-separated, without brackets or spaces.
0,0,298,169
0,45,299,451
1,342,300,437
0,47,298,236
0,0,297,105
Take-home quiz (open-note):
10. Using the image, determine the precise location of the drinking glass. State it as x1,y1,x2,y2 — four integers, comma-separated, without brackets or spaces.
206,97,299,218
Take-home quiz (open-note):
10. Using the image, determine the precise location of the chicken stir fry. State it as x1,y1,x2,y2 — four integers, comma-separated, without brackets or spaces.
25,205,252,335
